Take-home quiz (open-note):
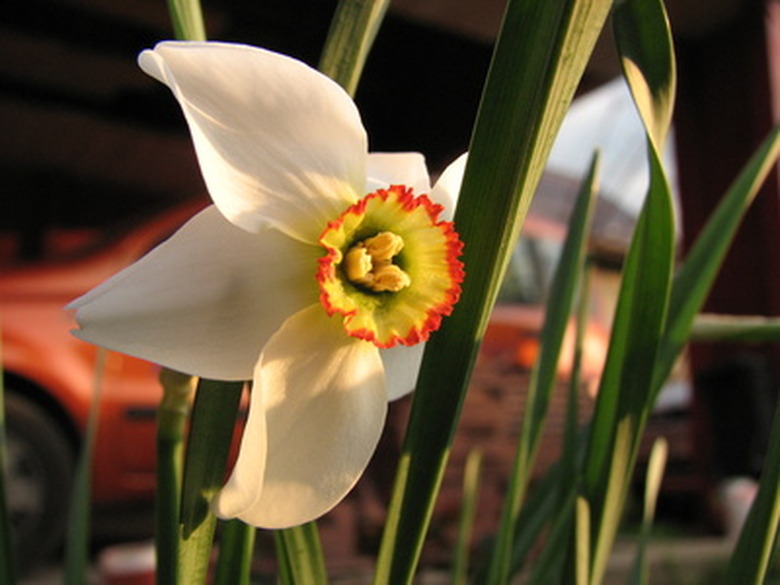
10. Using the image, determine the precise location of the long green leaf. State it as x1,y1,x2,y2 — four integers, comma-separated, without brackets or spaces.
653,127,780,393
64,349,106,585
487,153,600,585
178,379,244,585
690,313,780,343
318,0,390,96
584,1,677,581
373,2,611,583
722,399,780,584
452,449,483,585
628,438,668,585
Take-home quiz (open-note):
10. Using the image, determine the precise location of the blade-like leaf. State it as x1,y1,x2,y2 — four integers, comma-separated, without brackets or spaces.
64,349,106,585
452,449,483,585
690,313,780,343
628,438,668,585
654,127,780,393
373,2,611,583
487,152,600,585
722,399,780,584
585,1,677,580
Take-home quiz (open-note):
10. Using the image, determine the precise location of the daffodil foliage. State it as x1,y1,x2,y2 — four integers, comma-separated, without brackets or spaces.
69,41,464,529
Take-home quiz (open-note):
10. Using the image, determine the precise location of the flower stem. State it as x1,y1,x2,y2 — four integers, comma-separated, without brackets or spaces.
318,0,390,96
156,369,194,585
167,0,207,41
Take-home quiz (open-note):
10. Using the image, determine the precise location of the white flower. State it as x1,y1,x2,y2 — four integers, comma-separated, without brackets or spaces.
68,41,464,528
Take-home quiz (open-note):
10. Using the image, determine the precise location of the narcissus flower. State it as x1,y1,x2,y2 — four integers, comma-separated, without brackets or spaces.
68,41,464,528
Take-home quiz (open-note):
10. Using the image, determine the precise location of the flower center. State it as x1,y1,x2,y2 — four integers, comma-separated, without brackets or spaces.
317,185,464,348
344,232,411,293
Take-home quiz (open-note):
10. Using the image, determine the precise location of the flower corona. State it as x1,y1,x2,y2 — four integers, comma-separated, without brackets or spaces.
318,186,464,349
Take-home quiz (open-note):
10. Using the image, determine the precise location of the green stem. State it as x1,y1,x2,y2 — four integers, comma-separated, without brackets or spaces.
156,369,194,585
178,379,244,585
318,0,390,96
167,0,207,41
213,520,256,585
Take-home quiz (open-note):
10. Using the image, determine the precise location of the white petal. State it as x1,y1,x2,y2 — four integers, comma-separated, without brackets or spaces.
431,152,468,220
68,206,319,380
365,152,431,196
380,343,424,401
139,42,367,243
213,305,387,528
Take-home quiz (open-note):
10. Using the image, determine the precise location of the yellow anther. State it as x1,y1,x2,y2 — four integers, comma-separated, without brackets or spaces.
344,247,373,282
344,231,411,293
363,232,405,263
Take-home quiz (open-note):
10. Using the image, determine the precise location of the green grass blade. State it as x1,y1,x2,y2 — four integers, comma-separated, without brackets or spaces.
213,519,256,585
373,3,611,583
575,497,591,585
690,313,780,343
452,449,483,585
178,378,244,585
654,127,780,391
722,399,780,584
526,492,578,584
487,153,600,585
612,0,675,152
63,349,106,585
586,134,674,585
274,523,328,585
0,338,16,585
318,0,390,96
628,438,668,585
583,1,676,580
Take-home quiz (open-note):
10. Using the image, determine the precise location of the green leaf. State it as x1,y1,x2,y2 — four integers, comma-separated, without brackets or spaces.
690,313,780,343
722,399,780,584
373,2,611,583
274,523,328,585
486,152,600,585
654,127,780,392
64,349,107,585
178,379,244,585
582,1,676,581
452,449,483,585
628,438,668,585
318,0,390,96
612,0,675,151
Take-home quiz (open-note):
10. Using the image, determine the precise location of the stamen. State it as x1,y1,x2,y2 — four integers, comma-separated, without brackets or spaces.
344,231,411,293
